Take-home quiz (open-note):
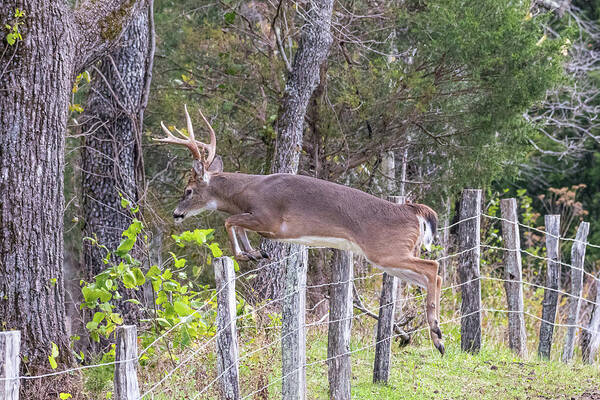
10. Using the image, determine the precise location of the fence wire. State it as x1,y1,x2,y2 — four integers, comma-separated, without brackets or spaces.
3,211,600,391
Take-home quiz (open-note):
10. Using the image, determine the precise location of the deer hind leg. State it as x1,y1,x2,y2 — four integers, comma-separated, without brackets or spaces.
225,214,270,261
377,256,444,355
436,275,442,321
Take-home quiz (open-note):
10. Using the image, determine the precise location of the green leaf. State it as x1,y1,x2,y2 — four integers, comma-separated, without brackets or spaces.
99,289,112,303
59,393,72,399
174,301,193,316
110,313,123,324
163,281,178,291
92,312,105,324
115,237,135,257
174,257,186,269
99,302,112,313
180,325,191,347
51,342,59,358
146,265,161,278
132,267,145,285
123,269,136,288
208,243,223,257
6,33,16,45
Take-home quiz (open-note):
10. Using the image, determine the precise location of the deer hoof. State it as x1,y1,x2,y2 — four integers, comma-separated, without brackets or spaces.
433,325,443,340
236,253,250,262
435,342,445,356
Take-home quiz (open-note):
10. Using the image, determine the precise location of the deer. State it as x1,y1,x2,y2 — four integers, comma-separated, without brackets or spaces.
155,106,444,355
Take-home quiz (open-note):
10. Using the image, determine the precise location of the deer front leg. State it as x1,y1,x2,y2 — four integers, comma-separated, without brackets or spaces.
236,227,269,260
225,214,270,261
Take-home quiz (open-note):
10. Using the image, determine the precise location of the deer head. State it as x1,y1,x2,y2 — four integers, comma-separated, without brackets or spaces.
155,105,223,222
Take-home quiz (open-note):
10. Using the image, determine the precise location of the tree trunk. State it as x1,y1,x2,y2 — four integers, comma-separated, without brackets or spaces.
252,0,334,301
80,2,153,322
0,0,145,383
0,0,75,371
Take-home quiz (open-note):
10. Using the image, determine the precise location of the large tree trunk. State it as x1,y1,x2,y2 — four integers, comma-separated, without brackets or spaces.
0,0,75,371
80,2,153,323
0,0,145,383
253,0,334,300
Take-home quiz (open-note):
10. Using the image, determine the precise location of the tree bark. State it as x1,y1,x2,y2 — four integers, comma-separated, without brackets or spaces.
80,1,153,322
253,0,334,300
0,0,145,379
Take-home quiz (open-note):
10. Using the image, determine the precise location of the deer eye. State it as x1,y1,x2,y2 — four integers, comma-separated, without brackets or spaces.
185,188,193,197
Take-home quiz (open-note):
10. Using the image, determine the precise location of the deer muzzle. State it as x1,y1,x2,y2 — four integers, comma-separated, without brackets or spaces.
173,210,185,223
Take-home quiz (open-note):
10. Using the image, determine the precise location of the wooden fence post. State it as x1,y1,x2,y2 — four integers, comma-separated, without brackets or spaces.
214,257,240,400
114,325,140,400
562,221,590,363
0,331,20,400
328,250,353,400
538,215,561,359
500,198,527,357
373,195,403,383
282,248,308,399
458,189,482,353
581,273,600,364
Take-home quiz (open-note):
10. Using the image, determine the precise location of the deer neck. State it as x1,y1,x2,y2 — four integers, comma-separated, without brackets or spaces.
207,172,256,215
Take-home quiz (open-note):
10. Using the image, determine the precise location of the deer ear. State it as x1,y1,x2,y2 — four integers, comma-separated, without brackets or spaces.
192,159,205,177
208,155,223,173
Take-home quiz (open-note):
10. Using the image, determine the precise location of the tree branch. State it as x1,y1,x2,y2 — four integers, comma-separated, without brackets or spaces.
73,0,146,72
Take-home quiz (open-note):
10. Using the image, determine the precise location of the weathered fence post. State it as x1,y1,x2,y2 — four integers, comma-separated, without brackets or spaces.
500,198,527,357
282,248,308,399
581,273,600,364
328,250,353,400
373,195,403,383
458,189,482,353
114,325,140,400
214,257,240,400
562,221,590,363
0,331,20,400
538,215,561,359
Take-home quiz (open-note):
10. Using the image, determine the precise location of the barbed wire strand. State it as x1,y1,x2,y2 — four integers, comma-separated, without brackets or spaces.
5,213,599,383
150,268,600,398
138,250,305,358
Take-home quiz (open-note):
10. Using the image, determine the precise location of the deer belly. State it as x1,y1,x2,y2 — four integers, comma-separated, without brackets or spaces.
278,236,364,255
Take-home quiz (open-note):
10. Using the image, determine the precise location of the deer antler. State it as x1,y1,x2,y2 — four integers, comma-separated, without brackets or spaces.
154,105,217,166
196,108,216,167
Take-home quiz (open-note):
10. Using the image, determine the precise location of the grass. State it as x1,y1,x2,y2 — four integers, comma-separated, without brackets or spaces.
116,319,599,400
82,279,600,399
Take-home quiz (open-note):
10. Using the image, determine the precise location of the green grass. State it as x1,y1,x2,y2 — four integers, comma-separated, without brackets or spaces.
83,279,600,399
82,320,600,400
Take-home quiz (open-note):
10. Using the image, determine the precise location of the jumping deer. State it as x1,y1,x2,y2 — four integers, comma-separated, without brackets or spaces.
155,106,444,355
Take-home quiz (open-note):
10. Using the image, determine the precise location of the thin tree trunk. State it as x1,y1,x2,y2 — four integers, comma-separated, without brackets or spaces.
0,0,145,387
253,0,334,301
80,1,153,323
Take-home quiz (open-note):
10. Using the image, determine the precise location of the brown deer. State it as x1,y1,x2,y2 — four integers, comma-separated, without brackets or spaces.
156,106,444,354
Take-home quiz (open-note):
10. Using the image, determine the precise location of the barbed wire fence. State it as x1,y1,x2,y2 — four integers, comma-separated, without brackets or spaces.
0,189,599,400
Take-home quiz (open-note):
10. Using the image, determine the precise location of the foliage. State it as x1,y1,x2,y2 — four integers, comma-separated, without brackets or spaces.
4,8,25,46
146,0,565,217
80,200,223,350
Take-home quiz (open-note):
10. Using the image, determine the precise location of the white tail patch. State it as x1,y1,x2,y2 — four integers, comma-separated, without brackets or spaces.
417,215,434,251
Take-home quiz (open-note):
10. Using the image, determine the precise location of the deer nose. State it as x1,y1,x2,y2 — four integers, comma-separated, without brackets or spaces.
173,211,185,222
